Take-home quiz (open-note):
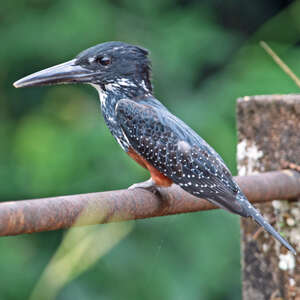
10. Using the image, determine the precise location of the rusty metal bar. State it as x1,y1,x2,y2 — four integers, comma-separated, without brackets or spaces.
0,170,299,237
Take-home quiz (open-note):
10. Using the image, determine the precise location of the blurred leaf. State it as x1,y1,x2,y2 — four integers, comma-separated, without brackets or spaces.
30,217,133,300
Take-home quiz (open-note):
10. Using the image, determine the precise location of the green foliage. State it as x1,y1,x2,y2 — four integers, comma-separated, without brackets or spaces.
1,0,300,299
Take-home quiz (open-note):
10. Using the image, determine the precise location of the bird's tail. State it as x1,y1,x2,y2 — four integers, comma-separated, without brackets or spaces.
237,194,296,255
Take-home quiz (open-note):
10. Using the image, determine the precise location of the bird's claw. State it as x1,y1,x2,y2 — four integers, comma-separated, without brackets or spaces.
128,178,159,194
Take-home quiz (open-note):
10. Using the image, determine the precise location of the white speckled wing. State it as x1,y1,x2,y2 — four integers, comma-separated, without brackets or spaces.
116,98,247,216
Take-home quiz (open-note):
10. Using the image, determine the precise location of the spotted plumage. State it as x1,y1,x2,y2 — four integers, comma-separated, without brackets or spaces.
13,41,296,255
116,98,247,216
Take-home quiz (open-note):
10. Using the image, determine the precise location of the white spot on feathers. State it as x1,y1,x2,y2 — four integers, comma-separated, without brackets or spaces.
116,78,137,87
177,141,191,153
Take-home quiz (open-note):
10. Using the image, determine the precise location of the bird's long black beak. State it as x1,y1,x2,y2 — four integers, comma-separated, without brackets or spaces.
13,59,93,88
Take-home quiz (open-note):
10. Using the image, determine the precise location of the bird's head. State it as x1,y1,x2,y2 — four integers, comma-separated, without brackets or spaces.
14,41,152,94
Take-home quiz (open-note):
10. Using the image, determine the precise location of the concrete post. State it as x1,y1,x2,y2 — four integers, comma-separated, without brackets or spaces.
237,95,300,300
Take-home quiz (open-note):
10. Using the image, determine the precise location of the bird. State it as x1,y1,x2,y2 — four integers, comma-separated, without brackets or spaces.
14,41,296,255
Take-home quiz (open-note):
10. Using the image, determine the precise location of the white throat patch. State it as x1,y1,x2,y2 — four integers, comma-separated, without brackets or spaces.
90,83,108,108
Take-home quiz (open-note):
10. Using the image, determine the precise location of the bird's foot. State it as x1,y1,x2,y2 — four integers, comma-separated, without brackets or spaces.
128,178,159,194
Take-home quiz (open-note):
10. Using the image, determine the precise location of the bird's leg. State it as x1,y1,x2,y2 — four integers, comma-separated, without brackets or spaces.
128,178,160,194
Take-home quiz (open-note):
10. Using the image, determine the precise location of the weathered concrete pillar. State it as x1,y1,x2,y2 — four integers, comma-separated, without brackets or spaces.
237,95,300,300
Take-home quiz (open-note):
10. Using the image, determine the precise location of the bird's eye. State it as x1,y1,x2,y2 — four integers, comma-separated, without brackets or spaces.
96,56,111,66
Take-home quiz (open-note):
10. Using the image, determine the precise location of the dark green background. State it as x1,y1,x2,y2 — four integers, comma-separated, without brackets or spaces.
1,0,299,299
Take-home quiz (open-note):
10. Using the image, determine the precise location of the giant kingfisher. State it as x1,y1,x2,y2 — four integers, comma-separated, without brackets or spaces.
14,41,296,254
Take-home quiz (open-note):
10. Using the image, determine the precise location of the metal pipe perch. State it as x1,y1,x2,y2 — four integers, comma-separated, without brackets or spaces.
0,170,299,237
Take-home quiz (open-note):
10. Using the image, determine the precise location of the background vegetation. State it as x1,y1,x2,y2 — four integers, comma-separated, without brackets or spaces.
0,0,299,299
